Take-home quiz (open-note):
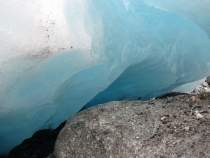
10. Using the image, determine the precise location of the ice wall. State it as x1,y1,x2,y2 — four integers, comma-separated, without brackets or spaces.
1,0,210,154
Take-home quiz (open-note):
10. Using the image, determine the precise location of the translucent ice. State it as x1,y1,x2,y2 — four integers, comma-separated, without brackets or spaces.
1,0,210,154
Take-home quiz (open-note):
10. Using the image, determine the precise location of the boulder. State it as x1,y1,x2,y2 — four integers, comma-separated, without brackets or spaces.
54,96,210,158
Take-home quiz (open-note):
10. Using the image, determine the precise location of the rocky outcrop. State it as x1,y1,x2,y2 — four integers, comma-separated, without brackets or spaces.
54,94,210,158
192,77,210,94
205,76,210,85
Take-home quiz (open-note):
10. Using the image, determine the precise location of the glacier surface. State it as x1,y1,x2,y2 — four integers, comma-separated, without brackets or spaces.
1,0,210,154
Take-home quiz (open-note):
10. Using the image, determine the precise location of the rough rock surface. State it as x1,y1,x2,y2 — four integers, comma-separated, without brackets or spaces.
192,78,210,94
205,76,210,85
54,93,210,158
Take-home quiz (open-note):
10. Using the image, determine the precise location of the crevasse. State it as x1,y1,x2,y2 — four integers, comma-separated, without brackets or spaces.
0,0,210,154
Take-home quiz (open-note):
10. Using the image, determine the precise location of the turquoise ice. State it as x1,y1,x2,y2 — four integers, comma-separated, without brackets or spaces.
0,0,210,154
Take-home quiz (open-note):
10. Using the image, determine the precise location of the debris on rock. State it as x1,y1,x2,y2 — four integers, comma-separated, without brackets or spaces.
195,110,204,119
184,126,190,132
148,98,156,104
193,76,210,94
160,115,169,121
188,95,201,107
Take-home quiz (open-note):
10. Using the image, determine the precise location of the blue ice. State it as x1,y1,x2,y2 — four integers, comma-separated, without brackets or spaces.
1,0,210,154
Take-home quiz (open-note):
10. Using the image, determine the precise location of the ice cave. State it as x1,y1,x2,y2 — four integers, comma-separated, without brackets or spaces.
1,0,210,154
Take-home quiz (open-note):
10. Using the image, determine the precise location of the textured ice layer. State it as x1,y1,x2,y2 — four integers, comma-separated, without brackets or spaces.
1,0,210,154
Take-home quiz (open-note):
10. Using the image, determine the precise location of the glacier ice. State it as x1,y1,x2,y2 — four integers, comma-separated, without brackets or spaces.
1,0,210,154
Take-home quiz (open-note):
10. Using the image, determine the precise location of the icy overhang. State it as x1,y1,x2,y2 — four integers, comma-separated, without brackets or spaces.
0,0,210,154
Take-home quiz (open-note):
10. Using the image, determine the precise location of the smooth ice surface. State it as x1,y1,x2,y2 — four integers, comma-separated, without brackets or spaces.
1,0,210,154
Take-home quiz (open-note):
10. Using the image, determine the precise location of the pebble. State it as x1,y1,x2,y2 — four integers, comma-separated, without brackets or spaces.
188,96,200,107
148,98,156,104
202,82,209,87
195,110,204,119
185,126,190,131
161,115,169,121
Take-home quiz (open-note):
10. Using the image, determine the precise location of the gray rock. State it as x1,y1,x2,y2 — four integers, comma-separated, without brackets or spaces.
54,96,210,158
192,78,210,94
205,76,210,85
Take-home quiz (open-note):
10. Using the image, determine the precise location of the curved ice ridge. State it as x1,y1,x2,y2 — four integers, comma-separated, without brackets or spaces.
1,0,210,154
